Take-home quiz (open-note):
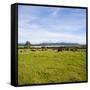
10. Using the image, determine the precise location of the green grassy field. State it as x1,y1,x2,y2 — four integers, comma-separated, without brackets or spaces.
18,49,86,85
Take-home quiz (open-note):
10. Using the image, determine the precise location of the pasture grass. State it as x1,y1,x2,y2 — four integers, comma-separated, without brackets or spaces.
18,49,86,85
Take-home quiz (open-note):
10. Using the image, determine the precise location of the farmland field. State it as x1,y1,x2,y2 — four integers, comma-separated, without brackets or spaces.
18,49,86,85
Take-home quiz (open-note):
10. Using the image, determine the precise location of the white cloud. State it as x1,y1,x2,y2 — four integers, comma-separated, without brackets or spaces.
51,8,60,17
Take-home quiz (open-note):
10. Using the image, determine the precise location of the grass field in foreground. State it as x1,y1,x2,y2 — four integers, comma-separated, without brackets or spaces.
18,49,86,85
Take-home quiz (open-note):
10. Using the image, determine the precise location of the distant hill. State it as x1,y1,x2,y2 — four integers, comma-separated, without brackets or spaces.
18,42,85,46
30,42,80,46
18,42,86,48
38,42,79,46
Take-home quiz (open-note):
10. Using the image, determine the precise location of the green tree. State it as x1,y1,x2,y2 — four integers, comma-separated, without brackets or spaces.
25,41,31,49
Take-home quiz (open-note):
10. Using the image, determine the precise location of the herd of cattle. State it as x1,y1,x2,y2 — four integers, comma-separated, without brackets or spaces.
19,46,85,53
38,47,79,52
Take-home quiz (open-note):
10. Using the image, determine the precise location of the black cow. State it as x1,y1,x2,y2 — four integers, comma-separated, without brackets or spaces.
41,47,47,51
57,48,63,52
20,50,23,53
70,48,77,51
31,49,36,52
65,48,69,51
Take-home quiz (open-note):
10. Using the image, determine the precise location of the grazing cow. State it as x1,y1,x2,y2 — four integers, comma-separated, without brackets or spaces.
41,47,44,51
70,48,77,51
65,48,69,51
57,48,63,52
41,47,47,51
31,49,36,52
20,50,23,53
70,48,74,51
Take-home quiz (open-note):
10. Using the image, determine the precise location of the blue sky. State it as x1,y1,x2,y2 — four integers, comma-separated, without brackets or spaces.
18,5,86,44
